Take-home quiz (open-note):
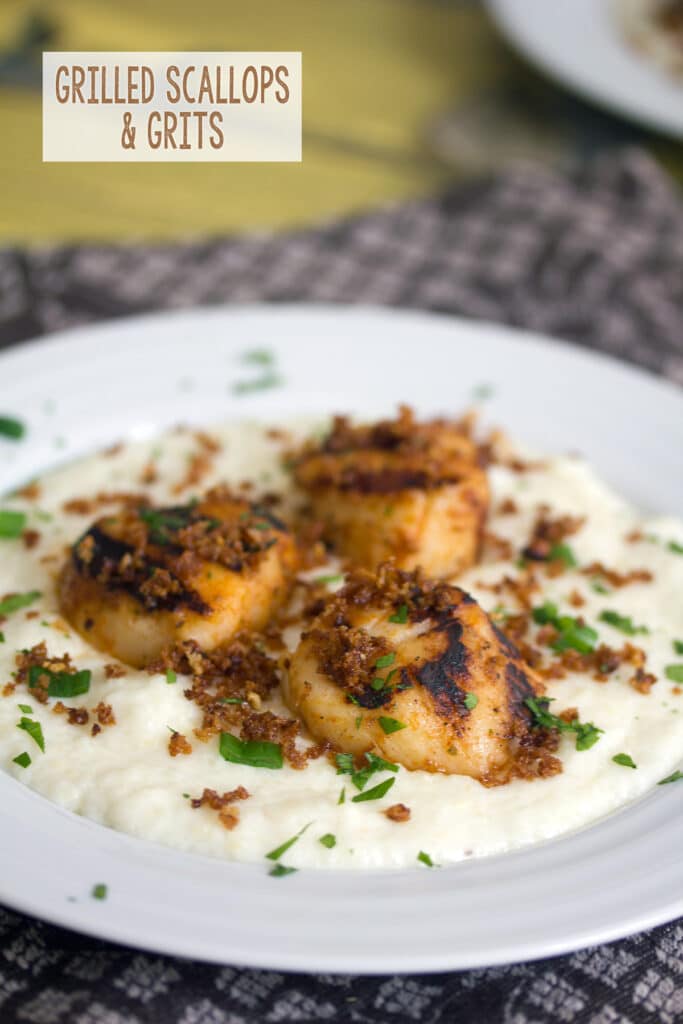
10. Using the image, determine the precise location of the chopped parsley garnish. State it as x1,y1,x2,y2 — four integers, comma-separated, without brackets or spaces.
232,372,282,395
0,591,41,617
138,506,196,545
591,579,611,595
524,696,603,751
389,604,408,624
219,732,283,769
0,416,25,440
549,543,577,568
532,602,597,653
417,851,437,868
338,786,346,805
0,510,26,539
319,833,336,849
314,573,344,586
658,770,683,785
242,347,274,366
12,752,31,768
91,883,107,900
674,641,683,655
265,822,311,861
17,717,45,752
355,715,363,730
668,540,683,556
17,704,32,714
378,716,406,735
371,677,387,691
165,669,177,684
335,752,354,775
220,697,244,705
336,751,399,791
28,665,91,698
599,610,649,636
375,653,396,670
612,753,637,769
0,632,4,643
351,777,396,803
665,665,683,684
269,863,297,878
464,692,478,711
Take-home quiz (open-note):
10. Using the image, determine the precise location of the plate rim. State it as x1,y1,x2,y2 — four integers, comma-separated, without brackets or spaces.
1,302,682,974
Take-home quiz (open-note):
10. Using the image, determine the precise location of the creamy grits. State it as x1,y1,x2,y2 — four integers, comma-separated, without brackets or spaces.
1,420,682,871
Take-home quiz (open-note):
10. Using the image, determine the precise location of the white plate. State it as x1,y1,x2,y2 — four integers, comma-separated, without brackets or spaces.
487,0,683,139
1,305,682,973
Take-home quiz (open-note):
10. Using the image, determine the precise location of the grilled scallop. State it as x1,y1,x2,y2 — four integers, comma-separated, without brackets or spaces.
58,487,297,668
284,565,559,786
292,406,489,578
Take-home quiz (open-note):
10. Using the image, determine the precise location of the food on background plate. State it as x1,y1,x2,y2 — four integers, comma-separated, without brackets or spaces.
613,0,683,77
0,407,682,872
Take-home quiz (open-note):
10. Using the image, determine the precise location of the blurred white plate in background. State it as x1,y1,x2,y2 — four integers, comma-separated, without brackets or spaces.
487,0,683,138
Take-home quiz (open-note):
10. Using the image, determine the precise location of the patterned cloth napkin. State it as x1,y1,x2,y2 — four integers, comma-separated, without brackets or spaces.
0,150,682,1024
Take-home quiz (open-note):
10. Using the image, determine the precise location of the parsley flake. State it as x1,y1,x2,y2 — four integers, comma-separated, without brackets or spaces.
269,863,297,878
91,883,107,900
379,716,406,735
17,717,44,752
338,787,346,805
532,602,597,653
219,732,283,769
375,653,396,670
524,696,603,751
351,777,396,803
165,669,177,684
12,752,31,768
549,543,577,568
464,692,478,711
665,665,683,684
389,604,408,624
417,850,438,868
232,372,282,395
242,348,275,366
658,770,683,785
0,591,41,617
599,610,649,636
314,573,344,586
17,703,32,714
0,416,25,440
668,540,683,556
674,640,683,655
612,753,637,769
319,833,336,849
0,510,27,539
28,665,91,698
266,822,311,861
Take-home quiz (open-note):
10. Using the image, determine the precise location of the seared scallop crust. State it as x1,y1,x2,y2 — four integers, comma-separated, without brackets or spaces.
292,406,489,577
284,564,561,786
58,487,297,667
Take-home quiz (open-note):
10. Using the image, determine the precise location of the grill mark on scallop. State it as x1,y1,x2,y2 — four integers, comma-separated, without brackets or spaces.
492,623,522,660
505,662,536,719
413,619,470,719
73,525,210,615
301,467,465,495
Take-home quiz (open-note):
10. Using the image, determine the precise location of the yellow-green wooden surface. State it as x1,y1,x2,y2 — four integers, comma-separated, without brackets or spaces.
0,0,680,243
